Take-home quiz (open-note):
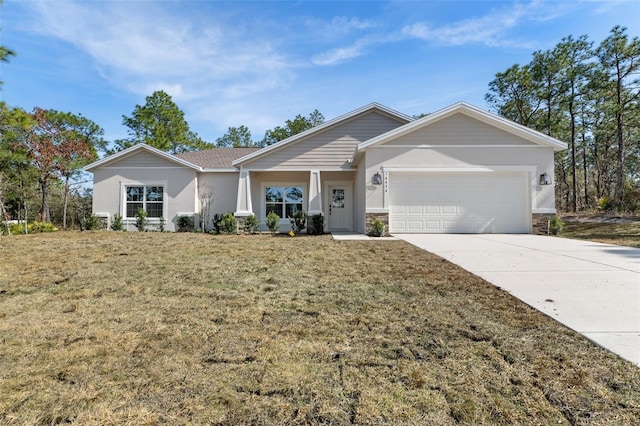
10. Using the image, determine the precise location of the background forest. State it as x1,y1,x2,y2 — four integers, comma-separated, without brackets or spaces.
486,26,639,213
1,26,638,232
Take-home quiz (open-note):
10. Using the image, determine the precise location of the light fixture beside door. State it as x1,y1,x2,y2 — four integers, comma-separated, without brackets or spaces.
372,172,382,186
539,172,551,185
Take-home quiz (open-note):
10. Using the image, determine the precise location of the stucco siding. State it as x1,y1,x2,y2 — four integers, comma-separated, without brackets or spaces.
244,111,405,170
248,171,309,231
364,146,556,212
92,166,197,231
197,173,240,217
384,113,534,146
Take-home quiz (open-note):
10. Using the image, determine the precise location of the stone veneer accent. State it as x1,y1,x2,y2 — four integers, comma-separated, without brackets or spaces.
365,212,389,237
531,213,555,235
235,216,247,234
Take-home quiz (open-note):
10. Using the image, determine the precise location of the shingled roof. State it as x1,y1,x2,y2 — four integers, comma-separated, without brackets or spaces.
175,148,261,169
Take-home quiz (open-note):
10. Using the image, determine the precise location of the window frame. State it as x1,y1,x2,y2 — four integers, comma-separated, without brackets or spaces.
262,182,306,223
121,181,168,220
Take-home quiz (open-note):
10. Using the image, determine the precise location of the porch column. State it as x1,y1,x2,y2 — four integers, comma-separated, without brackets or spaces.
307,169,323,215
234,167,253,216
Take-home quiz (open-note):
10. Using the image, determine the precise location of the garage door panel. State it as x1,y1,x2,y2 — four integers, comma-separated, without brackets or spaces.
407,205,423,215
407,220,425,230
390,172,529,234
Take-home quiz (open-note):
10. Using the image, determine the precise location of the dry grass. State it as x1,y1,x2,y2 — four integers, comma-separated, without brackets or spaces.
1,232,639,425
560,221,640,248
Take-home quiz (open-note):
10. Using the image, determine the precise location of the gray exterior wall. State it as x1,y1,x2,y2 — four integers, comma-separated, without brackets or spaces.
243,111,406,170
197,172,240,217
384,113,533,146
249,171,310,231
363,113,557,214
91,151,197,232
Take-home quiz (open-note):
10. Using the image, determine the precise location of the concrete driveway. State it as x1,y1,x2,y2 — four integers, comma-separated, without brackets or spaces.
396,234,640,366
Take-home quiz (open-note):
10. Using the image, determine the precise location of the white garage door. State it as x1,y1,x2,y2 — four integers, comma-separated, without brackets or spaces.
389,172,530,233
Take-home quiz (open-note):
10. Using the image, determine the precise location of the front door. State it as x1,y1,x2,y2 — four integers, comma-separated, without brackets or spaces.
328,185,352,231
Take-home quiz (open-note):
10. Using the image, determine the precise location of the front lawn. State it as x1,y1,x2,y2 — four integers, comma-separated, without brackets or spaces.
0,232,638,425
560,220,640,248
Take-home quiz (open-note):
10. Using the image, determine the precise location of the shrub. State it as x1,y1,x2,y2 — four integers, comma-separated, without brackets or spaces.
289,210,307,233
597,196,614,212
265,211,280,234
158,217,166,232
370,218,385,237
177,215,194,232
111,213,124,231
85,214,101,231
10,221,58,234
211,213,222,234
135,208,148,232
549,216,564,236
9,222,27,234
219,212,237,234
307,213,324,235
244,214,259,234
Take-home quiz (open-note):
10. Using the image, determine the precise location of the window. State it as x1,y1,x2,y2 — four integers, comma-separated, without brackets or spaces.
125,185,164,218
265,186,303,218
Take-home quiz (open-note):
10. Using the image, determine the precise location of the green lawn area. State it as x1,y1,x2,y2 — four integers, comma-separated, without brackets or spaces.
1,232,638,425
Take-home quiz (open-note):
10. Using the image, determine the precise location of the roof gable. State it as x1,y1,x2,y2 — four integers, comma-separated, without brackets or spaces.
354,102,567,161
233,103,412,167
84,143,201,172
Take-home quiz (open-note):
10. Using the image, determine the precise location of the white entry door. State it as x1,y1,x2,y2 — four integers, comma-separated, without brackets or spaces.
328,185,352,231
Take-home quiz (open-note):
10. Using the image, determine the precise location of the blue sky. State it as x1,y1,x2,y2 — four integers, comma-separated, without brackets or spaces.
1,0,638,147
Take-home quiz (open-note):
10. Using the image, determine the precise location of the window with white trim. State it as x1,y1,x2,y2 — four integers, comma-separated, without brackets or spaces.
125,185,164,218
265,186,303,218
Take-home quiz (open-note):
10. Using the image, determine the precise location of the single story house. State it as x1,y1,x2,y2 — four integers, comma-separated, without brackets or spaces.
84,102,567,234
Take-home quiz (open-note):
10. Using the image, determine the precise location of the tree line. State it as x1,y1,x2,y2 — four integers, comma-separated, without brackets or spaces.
486,26,639,212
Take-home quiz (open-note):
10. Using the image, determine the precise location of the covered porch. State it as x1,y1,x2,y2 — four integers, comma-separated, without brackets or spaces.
234,169,358,233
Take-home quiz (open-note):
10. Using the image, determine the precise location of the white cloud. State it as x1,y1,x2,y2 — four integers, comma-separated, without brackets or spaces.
310,1,563,67
304,16,378,39
401,1,566,48
24,0,297,105
312,43,367,66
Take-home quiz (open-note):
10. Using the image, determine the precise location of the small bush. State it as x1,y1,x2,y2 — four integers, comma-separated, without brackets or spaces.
289,210,307,233
266,211,280,234
9,222,27,234
85,214,101,231
211,213,222,234
244,214,259,234
9,221,58,234
177,215,194,232
597,196,614,212
219,212,237,234
549,216,564,236
307,214,324,235
135,208,148,232
370,218,385,237
111,213,124,231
